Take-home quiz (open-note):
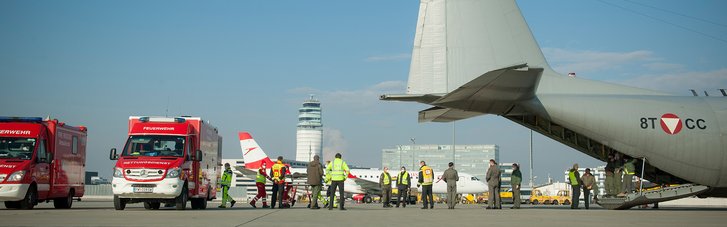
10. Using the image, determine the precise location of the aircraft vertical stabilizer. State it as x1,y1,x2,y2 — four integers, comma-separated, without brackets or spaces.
407,0,549,95
238,132,274,169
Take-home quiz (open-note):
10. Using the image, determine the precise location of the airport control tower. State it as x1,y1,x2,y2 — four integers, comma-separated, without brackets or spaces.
295,95,323,162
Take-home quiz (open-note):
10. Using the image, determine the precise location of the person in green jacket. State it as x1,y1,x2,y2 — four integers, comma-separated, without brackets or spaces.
219,163,236,208
510,163,522,209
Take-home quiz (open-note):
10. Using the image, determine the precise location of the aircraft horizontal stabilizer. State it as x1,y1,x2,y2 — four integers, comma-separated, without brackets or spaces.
418,106,484,123
431,64,542,115
379,93,444,104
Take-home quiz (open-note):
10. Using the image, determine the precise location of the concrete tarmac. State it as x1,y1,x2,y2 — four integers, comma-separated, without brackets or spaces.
2,201,727,227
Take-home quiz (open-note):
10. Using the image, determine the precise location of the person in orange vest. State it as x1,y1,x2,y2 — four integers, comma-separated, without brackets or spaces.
270,156,287,209
418,161,434,209
249,162,271,208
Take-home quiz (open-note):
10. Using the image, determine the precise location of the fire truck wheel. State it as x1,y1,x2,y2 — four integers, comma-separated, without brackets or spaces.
54,189,74,209
114,195,127,210
175,185,188,210
191,198,207,210
4,201,20,209
19,186,36,210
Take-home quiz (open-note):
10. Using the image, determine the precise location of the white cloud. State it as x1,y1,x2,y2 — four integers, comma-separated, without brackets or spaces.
322,127,347,162
619,68,727,94
289,80,407,114
641,62,685,72
543,47,657,73
365,53,410,62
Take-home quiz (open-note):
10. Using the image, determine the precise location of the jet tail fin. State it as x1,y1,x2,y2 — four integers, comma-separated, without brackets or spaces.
406,0,550,95
238,132,274,169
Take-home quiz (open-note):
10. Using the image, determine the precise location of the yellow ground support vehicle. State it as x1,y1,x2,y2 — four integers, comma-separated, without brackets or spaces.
500,191,514,204
528,189,552,205
550,190,571,205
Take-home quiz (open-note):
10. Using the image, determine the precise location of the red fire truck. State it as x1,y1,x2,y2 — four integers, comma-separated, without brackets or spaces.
110,116,221,210
0,117,87,209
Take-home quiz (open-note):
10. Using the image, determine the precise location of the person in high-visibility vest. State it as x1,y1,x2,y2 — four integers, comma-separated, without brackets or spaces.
218,163,236,208
269,156,287,209
326,153,349,210
379,167,392,208
621,157,637,196
396,166,410,208
250,162,271,208
568,163,582,209
418,161,434,209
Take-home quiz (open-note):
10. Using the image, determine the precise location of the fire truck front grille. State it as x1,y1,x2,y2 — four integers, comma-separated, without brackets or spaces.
124,169,165,180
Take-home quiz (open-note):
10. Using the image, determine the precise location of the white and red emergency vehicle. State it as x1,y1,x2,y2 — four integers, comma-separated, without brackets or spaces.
110,116,221,210
0,117,87,209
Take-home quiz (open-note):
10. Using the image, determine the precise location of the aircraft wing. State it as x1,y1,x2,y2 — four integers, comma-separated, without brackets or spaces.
350,177,383,195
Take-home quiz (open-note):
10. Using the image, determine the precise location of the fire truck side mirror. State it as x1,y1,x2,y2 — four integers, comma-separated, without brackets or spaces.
109,148,118,160
195,150,203,162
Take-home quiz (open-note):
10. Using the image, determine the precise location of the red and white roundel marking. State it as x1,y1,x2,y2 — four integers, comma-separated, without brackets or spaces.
660,113,683,135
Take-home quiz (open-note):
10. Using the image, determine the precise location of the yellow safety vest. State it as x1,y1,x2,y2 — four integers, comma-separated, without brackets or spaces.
382,173,391,185
421,165,433,186
256,168,266,183
272,162,285,184
328,158,347,181
397,172,409,185
569,170,579,186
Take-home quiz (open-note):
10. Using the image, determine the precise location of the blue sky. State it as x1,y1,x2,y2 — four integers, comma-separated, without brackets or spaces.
2,0,726,183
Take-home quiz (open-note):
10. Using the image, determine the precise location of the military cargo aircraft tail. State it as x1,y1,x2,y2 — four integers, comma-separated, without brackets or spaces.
382,0,727,209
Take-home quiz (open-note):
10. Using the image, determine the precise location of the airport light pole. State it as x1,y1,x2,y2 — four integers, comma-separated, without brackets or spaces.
529,130,534,188
398,145,402,169
452,122,456,163
411,138,416,171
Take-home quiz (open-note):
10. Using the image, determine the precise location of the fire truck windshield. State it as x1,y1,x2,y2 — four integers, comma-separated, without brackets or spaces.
122,135,185,158
0,137,36,160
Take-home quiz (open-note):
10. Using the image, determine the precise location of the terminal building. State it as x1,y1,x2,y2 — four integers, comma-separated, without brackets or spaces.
381,144,498,181
296,95,323,162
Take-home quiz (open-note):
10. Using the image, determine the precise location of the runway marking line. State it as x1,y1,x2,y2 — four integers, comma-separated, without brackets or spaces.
235,209,281,226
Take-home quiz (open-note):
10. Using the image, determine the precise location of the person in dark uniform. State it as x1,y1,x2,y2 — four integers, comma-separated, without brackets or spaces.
510,163,522,209
485,159,501,209
440,162,459,209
